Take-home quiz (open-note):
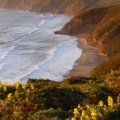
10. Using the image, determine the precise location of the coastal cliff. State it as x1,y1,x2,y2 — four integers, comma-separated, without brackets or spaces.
57,4,120,78
57,4,120,56
0,0,120,16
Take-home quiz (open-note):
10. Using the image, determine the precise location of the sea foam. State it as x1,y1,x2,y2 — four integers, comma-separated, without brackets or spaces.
0,9,82,84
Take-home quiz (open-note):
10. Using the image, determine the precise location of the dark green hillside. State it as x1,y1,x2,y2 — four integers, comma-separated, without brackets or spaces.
0,72,120,119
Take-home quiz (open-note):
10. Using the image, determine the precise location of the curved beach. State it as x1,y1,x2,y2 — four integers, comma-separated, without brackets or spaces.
67,35,107,77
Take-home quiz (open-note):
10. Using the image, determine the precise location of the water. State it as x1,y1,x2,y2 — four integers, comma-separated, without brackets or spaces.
0,9,82,83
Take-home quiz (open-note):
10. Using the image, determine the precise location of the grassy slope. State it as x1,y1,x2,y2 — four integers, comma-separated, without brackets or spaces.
89,5,120,78
91,53,120,79
56,6,110,34
90,4,120,57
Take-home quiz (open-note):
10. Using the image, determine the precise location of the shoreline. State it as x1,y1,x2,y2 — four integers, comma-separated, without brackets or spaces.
0,8,107,81
67,35,107,77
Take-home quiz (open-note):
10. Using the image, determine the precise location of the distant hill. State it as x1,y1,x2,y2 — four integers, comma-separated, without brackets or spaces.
0,0,120,16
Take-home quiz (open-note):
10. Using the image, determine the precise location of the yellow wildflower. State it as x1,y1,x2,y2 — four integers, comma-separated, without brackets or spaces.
78,104,81,109
91,109,97,118
22,84,26,89
26,98,28,102
92,117,97,120
7,93,12,99
3,85,7,92
30,84,34,90
86,104,90,109
108,96,113,107
99,100,104,107
71,117,76,120
73,108,80,115
81,110,86,117
117,94,120,105
13,81,20,89
0,81,2,87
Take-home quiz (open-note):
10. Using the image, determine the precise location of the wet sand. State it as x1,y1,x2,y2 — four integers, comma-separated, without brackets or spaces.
67,35,107,77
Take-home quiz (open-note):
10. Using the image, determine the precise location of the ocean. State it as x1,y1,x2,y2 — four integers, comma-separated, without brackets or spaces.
0,9,82,84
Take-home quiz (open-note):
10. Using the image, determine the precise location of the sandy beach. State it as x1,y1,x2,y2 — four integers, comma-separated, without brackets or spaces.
67,35,107,77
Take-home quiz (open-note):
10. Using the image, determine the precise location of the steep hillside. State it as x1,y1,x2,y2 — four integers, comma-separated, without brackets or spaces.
91,53,120,79
0,0,94,16
87,5,120,78
56,6,111,34
58,4,120,56
0,0,120,16
57,4,120,78
95,0,120,7
89,4,120,57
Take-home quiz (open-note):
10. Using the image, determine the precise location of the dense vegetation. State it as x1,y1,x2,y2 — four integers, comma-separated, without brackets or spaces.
0,70,120,119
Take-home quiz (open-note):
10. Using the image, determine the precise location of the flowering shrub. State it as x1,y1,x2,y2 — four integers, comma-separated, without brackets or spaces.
71,95,120,120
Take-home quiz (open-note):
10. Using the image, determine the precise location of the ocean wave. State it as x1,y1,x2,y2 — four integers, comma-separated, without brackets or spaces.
0,9,81,84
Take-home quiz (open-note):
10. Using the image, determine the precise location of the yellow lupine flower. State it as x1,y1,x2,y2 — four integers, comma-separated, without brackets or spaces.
7,93,12,99
26,98,28,102
3,85,7,92
78,104,81,109
86,104,90,109
91,112,97,117
73,108,80,115
108,96,113,107
30,84,34,90
22,84,26,89
13,81,20,89
99,100,104,107
0,81,2,87
117,94,120,104
91,109,97,117
92,117,97,120
85,115,91,120
81,110,86,117
71,117,76,120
